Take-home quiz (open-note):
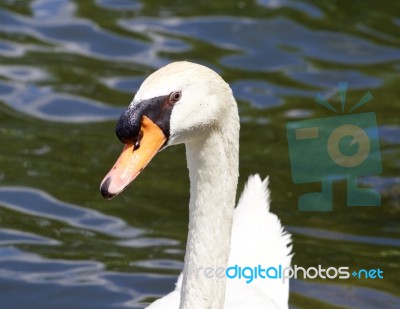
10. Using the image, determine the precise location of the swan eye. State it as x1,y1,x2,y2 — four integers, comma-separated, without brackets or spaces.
170,91,182,103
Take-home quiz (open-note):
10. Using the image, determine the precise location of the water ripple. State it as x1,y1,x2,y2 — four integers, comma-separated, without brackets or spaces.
117,237,180,248
0,39,26,57
101,76,145,94
0,81,124,122
0,7,184,65
0,228,60,246
379,125,400,144
121,16,400,71
288,226,400,247
0,247,147,309
232,80,318,108
0,186,142,238
95,0,142,11
0,65,48,82
256,0,324,18
292,279,400,309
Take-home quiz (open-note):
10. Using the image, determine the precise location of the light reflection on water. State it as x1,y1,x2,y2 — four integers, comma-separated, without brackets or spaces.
0,0,399,308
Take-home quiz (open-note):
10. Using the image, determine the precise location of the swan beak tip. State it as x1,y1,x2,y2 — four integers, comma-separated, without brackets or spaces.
100,176,115,200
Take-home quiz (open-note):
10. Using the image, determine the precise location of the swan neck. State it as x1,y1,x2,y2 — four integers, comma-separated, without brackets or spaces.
180,122,239,309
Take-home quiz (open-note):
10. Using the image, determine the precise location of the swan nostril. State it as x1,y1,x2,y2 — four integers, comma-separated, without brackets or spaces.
133,130,143,149
100,177,115,200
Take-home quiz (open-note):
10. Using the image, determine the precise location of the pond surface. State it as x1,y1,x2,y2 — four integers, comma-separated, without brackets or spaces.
0,0,399,308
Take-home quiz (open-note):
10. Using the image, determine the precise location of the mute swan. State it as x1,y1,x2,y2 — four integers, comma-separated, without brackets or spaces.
100,61,292,309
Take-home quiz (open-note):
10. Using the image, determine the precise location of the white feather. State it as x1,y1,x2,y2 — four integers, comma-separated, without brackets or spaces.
148,175,292,309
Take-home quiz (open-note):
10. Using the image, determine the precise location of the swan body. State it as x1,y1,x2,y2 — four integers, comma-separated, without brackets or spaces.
148,175,292,309
100,61,293,309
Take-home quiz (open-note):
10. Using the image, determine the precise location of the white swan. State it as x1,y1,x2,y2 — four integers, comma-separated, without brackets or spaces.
100,61,293,309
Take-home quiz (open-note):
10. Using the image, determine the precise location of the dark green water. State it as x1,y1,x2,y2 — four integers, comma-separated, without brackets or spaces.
0,0,399,308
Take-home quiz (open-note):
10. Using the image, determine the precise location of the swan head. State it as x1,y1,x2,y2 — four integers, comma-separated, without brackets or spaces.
100,61,237,199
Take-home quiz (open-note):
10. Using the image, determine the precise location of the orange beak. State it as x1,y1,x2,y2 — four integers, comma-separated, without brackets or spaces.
100,115,166,199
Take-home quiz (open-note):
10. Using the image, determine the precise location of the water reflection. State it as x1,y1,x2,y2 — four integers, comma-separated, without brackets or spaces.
291,280,400,309
0,246,163,309
121,16,400,70
0,186,141,237
0,81,124,122
96,0,143,11
0,228,60,246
